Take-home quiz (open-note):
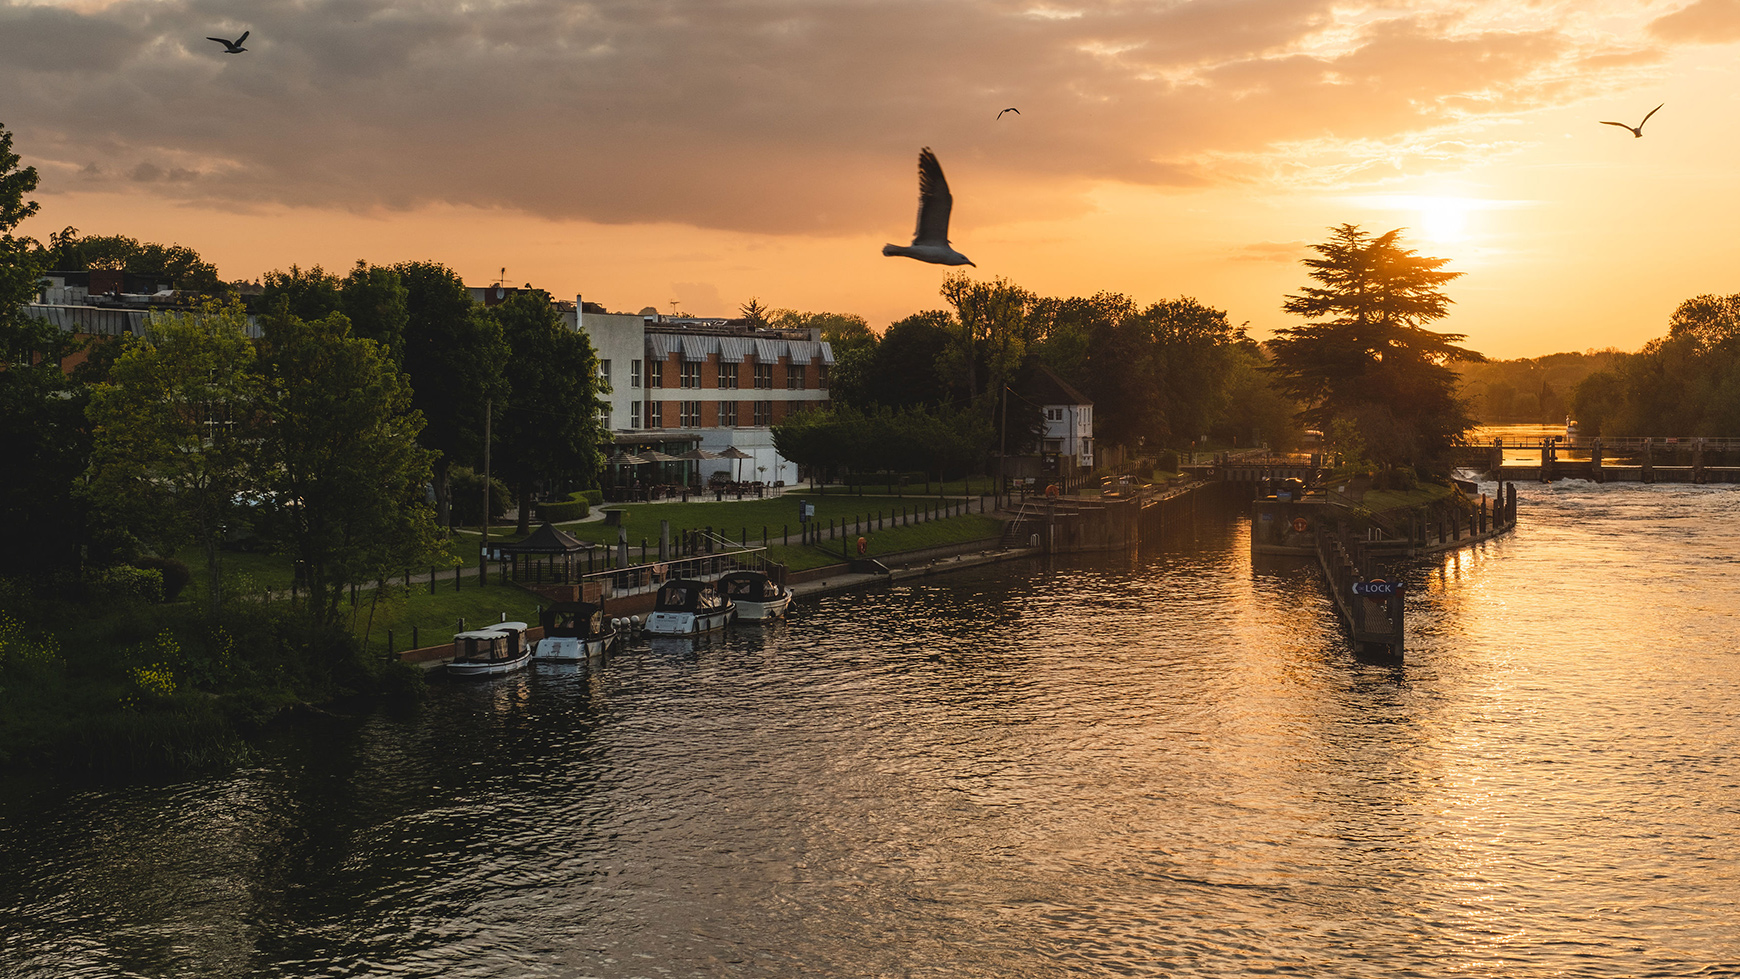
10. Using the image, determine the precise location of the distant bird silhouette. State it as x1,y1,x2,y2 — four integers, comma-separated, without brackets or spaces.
997,107,1019,120
1600,103,1662,138
882,148,974,267
207,31,249,53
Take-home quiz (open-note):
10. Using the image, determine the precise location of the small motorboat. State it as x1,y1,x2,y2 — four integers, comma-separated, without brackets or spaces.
532,601,618,662
643,578,734,636
717,570,793,622
446,621,532,677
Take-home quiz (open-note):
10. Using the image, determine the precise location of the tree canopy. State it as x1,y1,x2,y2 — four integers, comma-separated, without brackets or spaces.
1571,294,1740,437
1266,224,1482,469
32,227,223,292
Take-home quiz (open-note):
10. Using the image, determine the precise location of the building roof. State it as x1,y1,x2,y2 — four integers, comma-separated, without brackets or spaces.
1028,364,1092,407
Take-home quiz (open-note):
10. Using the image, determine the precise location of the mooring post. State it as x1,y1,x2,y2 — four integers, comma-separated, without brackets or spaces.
1591,439,1604,483
1490,438,1503,473
1694,438,1707,483
1642,439,1654,483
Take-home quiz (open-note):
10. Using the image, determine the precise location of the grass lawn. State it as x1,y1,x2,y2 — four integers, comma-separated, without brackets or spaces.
1357,483,1457,514
343,577,545,657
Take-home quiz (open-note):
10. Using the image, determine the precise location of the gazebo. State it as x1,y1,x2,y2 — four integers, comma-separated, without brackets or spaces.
489,520,594,584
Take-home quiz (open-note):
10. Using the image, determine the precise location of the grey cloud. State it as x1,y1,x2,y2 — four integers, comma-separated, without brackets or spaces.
0,0,1653,235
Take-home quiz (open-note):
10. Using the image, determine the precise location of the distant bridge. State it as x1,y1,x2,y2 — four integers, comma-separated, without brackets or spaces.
1450,437,1740,484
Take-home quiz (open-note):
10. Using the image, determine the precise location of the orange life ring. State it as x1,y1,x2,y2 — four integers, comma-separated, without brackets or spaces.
1292,517,1309,533
1045,484,1060,499
856,536,867,556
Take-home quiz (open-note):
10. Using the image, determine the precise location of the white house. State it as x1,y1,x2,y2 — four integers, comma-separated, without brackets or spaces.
1031,366,1094,473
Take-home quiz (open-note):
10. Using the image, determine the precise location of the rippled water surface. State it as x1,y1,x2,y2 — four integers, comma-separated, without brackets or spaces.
3,483,1738,978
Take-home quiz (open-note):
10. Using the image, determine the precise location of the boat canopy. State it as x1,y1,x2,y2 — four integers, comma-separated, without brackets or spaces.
654,578,726,613
540,601,606,639
718,571,782,601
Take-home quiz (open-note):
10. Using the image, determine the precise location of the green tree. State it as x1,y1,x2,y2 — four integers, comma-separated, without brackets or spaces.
940,273,1036,410
771,308,878,407
261,264,342,321
394,261,508,527
491,290,608,533
1267,224,1483,470
256,310,443,628
34,228,223,292
866,310,960,408
85,304,261,614
340,262,409,364
0,122,94,573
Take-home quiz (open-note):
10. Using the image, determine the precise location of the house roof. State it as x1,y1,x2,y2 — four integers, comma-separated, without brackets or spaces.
1028,364,1093,407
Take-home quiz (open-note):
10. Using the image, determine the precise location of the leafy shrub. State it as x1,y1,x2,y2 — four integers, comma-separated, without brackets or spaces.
450,467,510,523
1156,449,1180,473
536,500,590,522
134,556,193,601
89,565,164,604
576,489,603,506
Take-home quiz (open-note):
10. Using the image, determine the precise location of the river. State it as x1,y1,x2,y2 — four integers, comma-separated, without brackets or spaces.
2,481,1737,978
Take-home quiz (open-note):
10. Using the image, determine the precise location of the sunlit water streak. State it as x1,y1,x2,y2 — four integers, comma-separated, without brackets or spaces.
2,483,1737,978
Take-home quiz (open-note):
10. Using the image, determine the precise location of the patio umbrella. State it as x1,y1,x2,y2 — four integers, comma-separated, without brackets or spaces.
718,445,753,481
642,450,681,463
678,448,721,461
612,452,649,465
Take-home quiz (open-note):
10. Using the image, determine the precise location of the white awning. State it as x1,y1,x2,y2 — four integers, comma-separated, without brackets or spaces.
753,338,783,363
785,340,817,366
647,332,680,360
717,336,753,364
680,335,718,362
819,341,836,366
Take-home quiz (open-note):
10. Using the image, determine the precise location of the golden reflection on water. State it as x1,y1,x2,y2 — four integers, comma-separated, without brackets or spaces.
1,483,1737,977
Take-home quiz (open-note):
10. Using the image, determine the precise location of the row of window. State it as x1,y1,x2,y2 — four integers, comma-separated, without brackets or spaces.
621,400,780,429
599,358,825,390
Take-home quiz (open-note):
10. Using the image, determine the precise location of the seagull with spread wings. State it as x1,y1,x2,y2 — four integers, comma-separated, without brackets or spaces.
207,31,249,53
882,147,974,267
1600,103,1662,138
997,107,1019,120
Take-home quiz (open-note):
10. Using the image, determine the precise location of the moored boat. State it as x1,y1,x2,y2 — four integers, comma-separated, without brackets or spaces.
446,621,532,677
717,570,793,622
532,601,618,662
643,578,734,635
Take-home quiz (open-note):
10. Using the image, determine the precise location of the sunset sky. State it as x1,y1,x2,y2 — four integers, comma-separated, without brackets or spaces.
8,0,1740,358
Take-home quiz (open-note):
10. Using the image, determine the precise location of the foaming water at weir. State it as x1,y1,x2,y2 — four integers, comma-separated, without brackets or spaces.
2,482,1738,978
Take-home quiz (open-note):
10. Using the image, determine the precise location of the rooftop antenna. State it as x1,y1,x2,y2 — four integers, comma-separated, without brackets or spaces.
669,299,679,317
496,267,508,288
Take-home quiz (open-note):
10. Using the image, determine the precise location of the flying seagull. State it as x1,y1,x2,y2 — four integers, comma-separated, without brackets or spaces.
207,30,249,53
1600,103,1662,138
997,107,1020,120
882,147,974,267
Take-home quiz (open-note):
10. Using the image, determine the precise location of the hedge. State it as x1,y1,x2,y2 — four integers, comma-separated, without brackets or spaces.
536,500,590,522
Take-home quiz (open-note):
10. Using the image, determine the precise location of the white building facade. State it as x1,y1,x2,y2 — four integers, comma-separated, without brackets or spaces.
569,301,835,491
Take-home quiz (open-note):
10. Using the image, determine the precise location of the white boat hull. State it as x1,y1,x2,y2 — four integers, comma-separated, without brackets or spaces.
532,633,617,662
446,650,532,677
643,607,734,635
732,589,794,622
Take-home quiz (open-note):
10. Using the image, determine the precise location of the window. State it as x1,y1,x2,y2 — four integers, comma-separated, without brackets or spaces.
631,401,642,429
753,361,774,389
718,401,738,427
599,359,611,381
1046,408,1063,421
753,401,772,426
631,360,642,388
818,364,829,390
1043,439,1062,454
717,362,739,389
600,409,612,431
786,364,806,390
680,401,702,427
648,359,663,388
647,401,663,428
680,362,703,388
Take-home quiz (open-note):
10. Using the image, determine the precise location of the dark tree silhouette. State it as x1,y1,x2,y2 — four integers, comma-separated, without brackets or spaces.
1266,224,1483,470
